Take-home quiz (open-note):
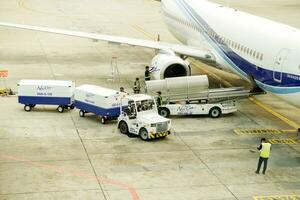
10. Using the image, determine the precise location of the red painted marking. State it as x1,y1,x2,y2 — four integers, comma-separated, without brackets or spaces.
0,70,8,77
0,153,140,200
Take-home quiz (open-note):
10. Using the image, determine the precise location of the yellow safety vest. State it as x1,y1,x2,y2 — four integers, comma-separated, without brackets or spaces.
260,142,271,158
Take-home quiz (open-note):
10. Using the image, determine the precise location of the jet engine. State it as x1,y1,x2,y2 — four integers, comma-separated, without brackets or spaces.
150,53,190,80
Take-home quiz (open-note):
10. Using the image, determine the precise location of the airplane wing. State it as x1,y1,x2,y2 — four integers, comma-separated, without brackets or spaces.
0,22,215,62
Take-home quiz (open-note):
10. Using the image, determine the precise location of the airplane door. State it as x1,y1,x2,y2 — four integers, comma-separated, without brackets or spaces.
273,49,290,83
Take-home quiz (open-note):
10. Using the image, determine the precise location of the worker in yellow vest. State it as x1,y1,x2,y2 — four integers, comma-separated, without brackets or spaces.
255,138,271,174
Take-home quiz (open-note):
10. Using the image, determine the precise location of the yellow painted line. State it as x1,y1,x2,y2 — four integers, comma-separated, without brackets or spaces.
269,138,300,145
189,58,233,87
249,97,300,130
235,128,296,135
131,25,157,41
191,58,300,130
282,129,298,133
129,25,300,130
234,128,285,135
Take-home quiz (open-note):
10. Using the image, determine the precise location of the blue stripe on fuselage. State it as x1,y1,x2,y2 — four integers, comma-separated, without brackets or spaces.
174,0,300,94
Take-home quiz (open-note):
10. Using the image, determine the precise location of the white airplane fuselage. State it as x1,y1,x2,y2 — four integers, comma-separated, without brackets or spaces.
162,0,300,107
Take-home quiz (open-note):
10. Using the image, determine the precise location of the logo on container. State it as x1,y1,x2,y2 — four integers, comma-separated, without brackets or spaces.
37,86,52,91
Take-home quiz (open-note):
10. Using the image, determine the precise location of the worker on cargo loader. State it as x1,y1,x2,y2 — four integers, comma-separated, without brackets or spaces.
156,91,163,107
133,78,141,94
145,66,151,81
255,138,271,175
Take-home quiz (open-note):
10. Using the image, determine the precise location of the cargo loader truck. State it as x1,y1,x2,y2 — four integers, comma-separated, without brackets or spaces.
146,75,262,118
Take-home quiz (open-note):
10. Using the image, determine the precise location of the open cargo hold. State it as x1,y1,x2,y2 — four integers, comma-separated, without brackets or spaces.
74,84,125,123
18,79,75,112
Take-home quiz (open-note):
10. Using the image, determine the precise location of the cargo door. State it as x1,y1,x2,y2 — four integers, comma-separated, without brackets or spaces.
273,49,290,83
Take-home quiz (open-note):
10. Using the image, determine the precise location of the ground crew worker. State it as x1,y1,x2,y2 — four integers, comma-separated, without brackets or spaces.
133,77,141,94
145,66,151,81
156,91,162,107
255,138,271,174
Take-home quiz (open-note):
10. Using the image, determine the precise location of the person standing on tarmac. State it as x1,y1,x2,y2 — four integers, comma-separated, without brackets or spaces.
120,87,125,93
145,66,151,81
119,87,129,95
255,138,271,175
156,91,162,107
133,77,141,94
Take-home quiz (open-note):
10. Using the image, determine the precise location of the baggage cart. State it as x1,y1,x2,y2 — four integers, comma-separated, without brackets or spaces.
18,79,75,112
74,84,125,124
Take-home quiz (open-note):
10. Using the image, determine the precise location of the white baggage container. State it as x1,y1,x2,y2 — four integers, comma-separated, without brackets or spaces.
74,84,125,124
18,79,75,112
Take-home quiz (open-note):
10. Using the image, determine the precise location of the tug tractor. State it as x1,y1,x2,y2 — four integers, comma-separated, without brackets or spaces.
118,94,171,141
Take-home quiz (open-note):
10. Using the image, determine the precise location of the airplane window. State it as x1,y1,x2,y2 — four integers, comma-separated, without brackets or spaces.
246,48,249,54
234,43,237,49
241,46,244,52
256,53,260,59
253,51,256,58
260,54,264,60
237,44,240,50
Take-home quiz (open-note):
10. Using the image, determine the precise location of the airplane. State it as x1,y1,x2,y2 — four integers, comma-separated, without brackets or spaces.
0,0,300,107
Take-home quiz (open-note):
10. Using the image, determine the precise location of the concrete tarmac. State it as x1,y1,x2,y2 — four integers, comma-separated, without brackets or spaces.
0,0,299,200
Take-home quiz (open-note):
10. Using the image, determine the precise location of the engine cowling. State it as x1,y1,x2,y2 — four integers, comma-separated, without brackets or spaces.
150,53,190,80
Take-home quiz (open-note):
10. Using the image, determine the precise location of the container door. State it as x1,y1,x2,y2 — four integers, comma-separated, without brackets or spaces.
273,49,290,83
